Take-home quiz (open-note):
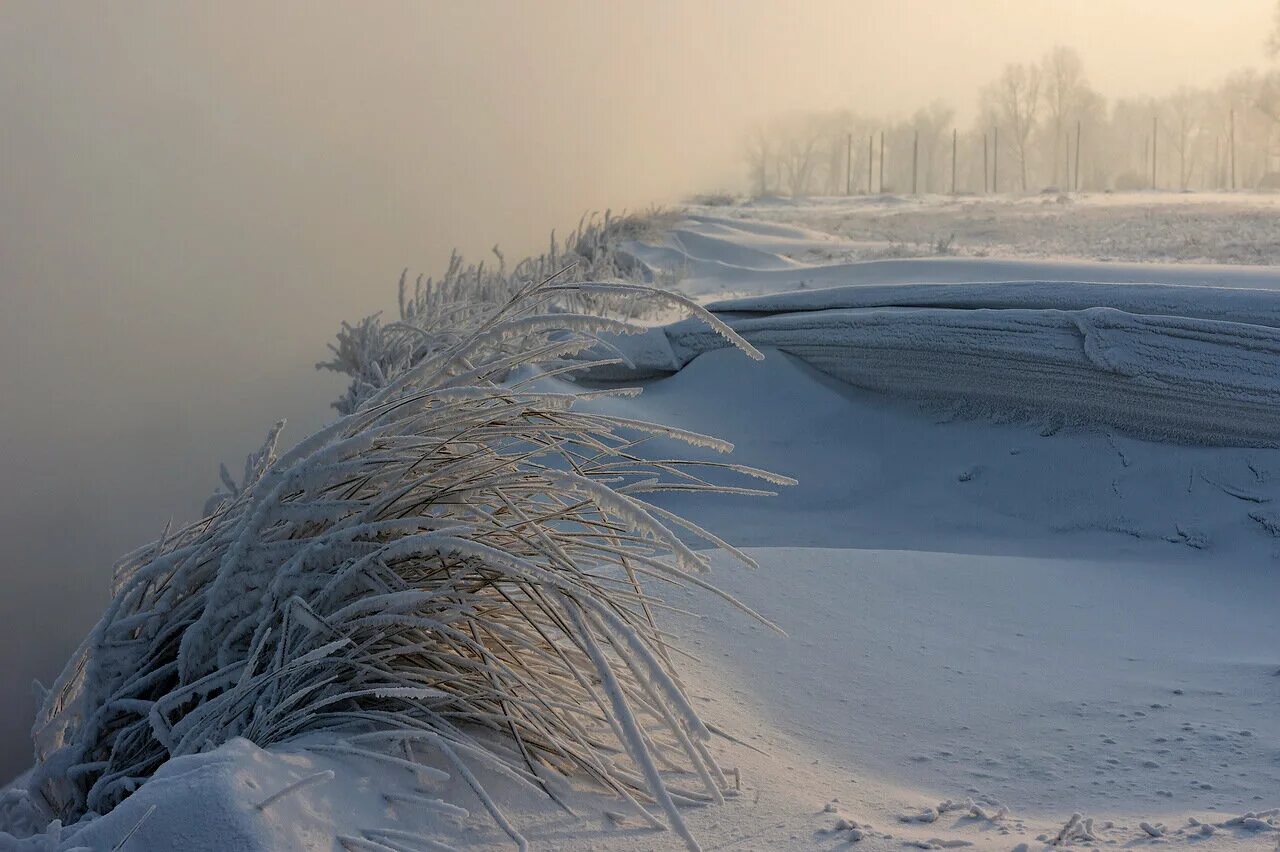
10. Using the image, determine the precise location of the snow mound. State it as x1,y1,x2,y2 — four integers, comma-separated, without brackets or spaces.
709,279,1280,327
570,345,1280,559
586,280,1280,446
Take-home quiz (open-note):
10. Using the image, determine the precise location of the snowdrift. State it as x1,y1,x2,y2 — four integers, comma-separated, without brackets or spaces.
623,212,1280,298
586,280,1280,446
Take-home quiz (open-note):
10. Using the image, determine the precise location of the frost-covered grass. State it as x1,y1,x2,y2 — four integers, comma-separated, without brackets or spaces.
318,209,681,415
13,271,784,852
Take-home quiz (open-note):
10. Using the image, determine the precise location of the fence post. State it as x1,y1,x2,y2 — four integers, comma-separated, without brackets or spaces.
1064,132,1070,191
1229,108,1236,191
1075,120,1081,192
993,126,998,192
983,133,988,193
846,133,852,196
867,134,873,194
879,131,885,193
951,128,957,195
1151,115,1158,190
1213,136,1220,189
912,130,919,194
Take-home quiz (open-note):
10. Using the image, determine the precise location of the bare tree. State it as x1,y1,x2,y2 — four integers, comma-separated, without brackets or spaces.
912,100,955,192
739,33,1280,196
819,111,858,195
1163,87,1204,190
983,63,1042,191
745,125,776,197
1072,86,1107,189
1255,69,1280,124
775,114,825,197
1041,46,1086,186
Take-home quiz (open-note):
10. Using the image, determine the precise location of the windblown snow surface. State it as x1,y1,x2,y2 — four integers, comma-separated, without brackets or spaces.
7,196,1280,851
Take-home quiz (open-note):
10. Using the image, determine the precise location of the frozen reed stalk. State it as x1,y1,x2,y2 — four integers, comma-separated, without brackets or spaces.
317,209,683,415
254,770,335,810
362,827,461,852
110,804,156,851
338,836,402,852
25,267,782,852
381,791,469,820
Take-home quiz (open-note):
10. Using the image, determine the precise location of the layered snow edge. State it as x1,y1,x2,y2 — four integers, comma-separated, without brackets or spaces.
584,280,1280,447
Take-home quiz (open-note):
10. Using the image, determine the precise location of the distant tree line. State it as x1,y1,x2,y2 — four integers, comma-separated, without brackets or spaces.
745,42,1280,196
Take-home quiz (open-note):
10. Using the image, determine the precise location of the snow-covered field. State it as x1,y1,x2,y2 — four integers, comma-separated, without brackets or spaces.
5,195,1280,851
681,192,1280,268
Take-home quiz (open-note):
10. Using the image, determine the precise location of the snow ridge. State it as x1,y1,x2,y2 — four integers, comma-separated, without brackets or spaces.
588,280,1280,446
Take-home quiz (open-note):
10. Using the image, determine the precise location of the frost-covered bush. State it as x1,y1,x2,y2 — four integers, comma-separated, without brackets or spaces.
317,209,680,416
18,272,783,851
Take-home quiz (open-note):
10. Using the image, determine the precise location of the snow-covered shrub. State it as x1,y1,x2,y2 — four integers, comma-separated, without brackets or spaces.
318,209,680,415
20,272,783,851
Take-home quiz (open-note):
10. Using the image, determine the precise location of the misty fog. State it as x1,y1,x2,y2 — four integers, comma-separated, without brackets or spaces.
0,0,1274,782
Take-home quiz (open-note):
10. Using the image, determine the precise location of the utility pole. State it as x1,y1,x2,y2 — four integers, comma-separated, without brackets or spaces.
1074,120,1082,192
992,126,998,193
879,131,885,193
982,134,989,193
951,128,957,195
1064,132,1071,191
1229,108,1236,190
846,133,852,196
867,134,873,194
912,129,919,194
1151,115,1158,190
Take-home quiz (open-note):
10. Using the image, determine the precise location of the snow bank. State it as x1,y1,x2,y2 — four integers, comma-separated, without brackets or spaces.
590,207,1280,446
626,209,1280,299
585,279,1280,446
685,191,1280,268
709,279,1280,326
571,345,1280,559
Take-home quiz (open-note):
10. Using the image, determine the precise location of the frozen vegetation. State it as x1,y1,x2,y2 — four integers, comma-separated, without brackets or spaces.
314,209,681,416
4,195,1280,851
0,242,776,851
